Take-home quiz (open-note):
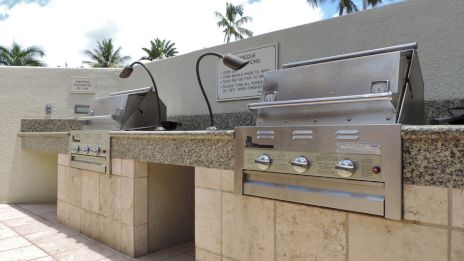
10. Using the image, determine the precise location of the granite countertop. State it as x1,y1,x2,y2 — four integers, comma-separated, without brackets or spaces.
17,132,70,137
110,130,235,170
17,124,464,187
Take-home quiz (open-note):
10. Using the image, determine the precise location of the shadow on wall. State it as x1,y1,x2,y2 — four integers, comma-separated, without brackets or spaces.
7,138,57,203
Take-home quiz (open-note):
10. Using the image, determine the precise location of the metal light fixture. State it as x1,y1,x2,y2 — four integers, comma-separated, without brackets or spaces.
119,61,165,131
196,52,249,130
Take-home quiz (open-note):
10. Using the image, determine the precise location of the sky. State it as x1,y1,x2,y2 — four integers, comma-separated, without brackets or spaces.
0,0,399,68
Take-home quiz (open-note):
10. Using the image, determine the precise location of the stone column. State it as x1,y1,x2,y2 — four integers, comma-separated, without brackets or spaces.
56,154,148,257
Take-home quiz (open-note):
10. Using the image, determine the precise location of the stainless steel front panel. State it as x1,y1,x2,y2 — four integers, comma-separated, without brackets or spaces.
70,130,110,174
234,125,402,220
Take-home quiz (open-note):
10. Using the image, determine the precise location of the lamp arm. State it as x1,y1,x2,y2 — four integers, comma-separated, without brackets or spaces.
129,61,162,126
195,52,223,129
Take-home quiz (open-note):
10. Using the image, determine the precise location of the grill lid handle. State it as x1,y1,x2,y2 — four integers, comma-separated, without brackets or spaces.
248,92,393,110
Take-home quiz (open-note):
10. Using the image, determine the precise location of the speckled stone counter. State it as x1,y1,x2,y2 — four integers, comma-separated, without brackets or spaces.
110,130,235,170
18,132,70,154
402,125,464,188
21,119,82,132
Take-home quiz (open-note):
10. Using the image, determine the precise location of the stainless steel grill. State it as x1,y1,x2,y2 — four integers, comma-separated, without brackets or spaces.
70,87,166,173
234,43,424,220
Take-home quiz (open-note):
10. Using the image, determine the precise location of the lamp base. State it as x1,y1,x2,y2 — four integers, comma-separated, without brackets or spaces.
206,126,217,131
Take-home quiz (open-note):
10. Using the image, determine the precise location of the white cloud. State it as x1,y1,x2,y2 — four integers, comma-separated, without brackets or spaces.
0,0,323,67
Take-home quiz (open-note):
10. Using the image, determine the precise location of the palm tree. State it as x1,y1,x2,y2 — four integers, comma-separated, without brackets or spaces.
141,38,178,61
307,0,382,16
83,39,130,68
0,42,46,66
215,2,253,43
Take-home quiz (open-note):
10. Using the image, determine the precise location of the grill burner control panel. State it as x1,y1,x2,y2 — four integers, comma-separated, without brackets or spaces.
69,131,110,174
244,149,382,181
235,125,402,220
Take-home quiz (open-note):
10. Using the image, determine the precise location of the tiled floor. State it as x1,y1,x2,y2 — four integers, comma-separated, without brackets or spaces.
0,204,195,261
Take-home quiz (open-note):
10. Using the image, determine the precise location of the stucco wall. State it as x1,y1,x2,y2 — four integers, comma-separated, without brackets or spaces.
0,67,126,203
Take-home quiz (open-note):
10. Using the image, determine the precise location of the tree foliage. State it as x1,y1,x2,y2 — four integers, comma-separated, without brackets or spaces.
215,2,253,43
0,42,46,66
306,0,382,16
83,39,130,68
141,38,178,61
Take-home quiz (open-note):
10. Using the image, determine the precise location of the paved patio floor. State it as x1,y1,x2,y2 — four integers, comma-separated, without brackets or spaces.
0,204,195,261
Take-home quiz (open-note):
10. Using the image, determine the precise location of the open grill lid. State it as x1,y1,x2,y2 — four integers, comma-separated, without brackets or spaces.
78,87,166,130
249,43,424,127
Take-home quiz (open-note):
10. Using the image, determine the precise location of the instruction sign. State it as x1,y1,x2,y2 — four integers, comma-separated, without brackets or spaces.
217,44,277,101
71,78,96,93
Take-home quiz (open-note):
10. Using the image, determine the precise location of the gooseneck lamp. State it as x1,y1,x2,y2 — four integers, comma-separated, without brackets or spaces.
119,61,165,131
196,53,249,130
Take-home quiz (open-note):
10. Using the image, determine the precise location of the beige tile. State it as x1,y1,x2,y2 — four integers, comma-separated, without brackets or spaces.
57,200,66,224
452,230,464,261
453,189,464,228
100,174,121,221
36,235,91,255
0,245,47,260
122,160,148,178
33,256,55,261
81,208,100,240
25,228,77,244
0,228,18,240
81,170,100,213
1,216,39,227
404,185,448,225
18,204,56,216
136,247,179,261
349,213,448,261
168,254,195,261
0,209,28,220
58,153,70,166
135,161,148,178
100,216,122,251
12,221,52,236
195,188,221,254
276,202,346,261
134,224,148,257
121,177,134,226
67,204,81,232
195,248,220,261
65,167,81,207
222,193,275,261
0,236,31,251
112,158,122,176
134,177,148,225
40,212,57,223
58,165,66,201
55,243,116,261
221,170,234,192
121,224,135,257
195,167,221,190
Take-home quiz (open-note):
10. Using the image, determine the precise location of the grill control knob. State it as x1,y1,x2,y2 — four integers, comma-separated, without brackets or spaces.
290,156,310,173
91,146,101,154
81,146,90,153
335,159,357,178
255,154,272,170
71,145,80,153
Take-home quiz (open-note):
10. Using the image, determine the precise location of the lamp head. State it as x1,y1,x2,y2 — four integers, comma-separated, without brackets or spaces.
222,54,249,70
119,65,134,78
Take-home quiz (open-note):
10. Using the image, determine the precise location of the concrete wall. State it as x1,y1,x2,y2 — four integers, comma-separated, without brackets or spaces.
120,0,464,116
0,67,126,203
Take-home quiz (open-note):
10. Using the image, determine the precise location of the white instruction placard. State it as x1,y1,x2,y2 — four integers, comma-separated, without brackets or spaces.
217,44,277,101
71,78,96,93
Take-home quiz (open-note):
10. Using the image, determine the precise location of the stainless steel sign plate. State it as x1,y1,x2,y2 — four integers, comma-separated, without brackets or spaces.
217,44,278,101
